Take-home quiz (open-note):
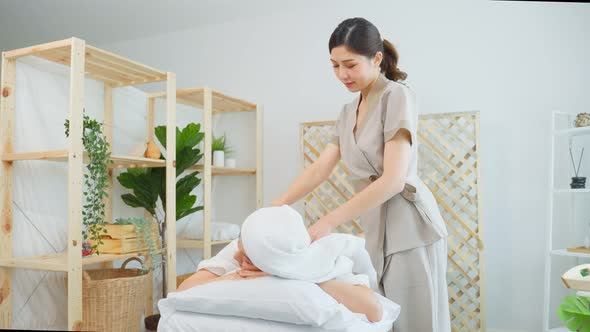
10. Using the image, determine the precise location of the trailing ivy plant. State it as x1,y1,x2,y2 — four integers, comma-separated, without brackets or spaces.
114,217,160,272
65,114,112,254
117,123,204,296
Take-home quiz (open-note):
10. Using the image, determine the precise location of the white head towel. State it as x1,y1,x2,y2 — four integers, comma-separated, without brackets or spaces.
241,205,377,289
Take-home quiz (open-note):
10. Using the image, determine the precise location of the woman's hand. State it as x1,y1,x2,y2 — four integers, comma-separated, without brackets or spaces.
307,218,335,241
270,198,285,207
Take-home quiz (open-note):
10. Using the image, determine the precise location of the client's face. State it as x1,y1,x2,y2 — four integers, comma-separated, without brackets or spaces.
236,238,257,270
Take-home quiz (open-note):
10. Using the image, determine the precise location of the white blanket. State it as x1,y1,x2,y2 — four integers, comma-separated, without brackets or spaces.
240,205,377,289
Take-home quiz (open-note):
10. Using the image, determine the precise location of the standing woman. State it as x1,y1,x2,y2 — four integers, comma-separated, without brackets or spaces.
271,18,451,331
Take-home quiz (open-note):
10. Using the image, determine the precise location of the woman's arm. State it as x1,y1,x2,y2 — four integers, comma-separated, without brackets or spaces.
309,130,411,239
177,269,223,292
177,270,271,292
318,280,383,322
272,143,341,206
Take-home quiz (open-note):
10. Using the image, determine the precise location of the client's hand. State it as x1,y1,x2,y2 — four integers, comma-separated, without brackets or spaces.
219,272,242,281
238,270,271,279
307,219,334,241
233,250,260,272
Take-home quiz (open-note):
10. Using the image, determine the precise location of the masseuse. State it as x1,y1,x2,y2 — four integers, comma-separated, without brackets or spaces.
268,18,451,332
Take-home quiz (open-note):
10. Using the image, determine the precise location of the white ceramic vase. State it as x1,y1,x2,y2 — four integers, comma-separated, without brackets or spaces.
213,150,225,167
225,158,236,168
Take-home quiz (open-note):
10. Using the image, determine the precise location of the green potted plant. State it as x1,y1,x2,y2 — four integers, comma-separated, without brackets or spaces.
64,113,112,255
116,123,205,330
212,133,234,167
558,294,590,331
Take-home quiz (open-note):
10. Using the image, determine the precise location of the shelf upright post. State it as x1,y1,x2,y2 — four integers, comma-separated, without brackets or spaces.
256,104,263,209
165,72,177,295
0,46,16,330
102,83,114,269
66,37,85,331
203,88,213,259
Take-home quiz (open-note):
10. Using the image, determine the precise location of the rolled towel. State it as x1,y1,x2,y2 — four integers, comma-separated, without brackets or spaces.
241,205,377,290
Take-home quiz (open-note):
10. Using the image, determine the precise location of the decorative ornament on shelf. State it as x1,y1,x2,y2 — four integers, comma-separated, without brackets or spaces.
575,113,590,128
82,240,93,257
144,140,161,159
569,147,586,189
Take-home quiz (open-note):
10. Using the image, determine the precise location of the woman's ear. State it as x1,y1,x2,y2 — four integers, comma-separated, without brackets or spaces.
373,51,383,67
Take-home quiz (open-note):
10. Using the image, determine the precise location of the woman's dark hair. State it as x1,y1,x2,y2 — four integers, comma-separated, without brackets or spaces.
329,17,407,82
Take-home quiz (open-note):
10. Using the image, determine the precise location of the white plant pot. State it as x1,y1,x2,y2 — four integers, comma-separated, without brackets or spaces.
225,158,236,168
213,150,225,167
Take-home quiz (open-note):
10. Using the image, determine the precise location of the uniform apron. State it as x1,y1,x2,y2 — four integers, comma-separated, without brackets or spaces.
330,73,451,332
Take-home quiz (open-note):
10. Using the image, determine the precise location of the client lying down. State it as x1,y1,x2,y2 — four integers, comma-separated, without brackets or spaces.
178,205,383,322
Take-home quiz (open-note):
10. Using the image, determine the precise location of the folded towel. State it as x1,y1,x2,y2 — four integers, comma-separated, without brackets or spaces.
241,205,377,290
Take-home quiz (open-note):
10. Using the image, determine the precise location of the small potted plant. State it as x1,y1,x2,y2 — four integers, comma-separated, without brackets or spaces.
211,133,234,167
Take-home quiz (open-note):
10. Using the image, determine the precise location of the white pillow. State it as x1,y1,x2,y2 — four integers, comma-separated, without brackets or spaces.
159,276,400,332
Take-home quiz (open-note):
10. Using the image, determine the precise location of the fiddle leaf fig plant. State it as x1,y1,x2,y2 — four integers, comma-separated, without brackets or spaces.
117,122,204,296
64,114,112,254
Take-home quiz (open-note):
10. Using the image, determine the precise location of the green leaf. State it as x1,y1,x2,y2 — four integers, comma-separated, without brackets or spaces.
178,123,203,149
177,172,201,197
177,195,196,214
176,147,202,176
117,172,139,189
155,125,167,149
178,206,204,220
121,194,155,216
558,295,590,332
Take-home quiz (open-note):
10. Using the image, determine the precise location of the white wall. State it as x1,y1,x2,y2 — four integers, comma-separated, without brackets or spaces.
97,0,588,330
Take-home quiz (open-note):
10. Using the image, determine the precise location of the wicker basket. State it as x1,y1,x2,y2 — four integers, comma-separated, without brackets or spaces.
68,257,151,332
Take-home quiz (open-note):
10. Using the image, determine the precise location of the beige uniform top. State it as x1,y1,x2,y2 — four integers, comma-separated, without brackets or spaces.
331,73,448,275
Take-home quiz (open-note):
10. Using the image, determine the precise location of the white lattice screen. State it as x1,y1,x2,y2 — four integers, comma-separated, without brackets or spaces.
301,111,484,331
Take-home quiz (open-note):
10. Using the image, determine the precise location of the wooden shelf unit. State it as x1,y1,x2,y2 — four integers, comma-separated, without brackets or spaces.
0,37,177,330
148,87,263,259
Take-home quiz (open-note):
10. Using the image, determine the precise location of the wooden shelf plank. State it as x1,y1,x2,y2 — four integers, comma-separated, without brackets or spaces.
3,38,72,59
81,250,159,265
149,88,256,114
177,239,235,249
4,38,166,87
2,150,165,168
0,253,68,272
2,149,68,162
108,155,165,169
0,250,159,272
190,164,256,176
